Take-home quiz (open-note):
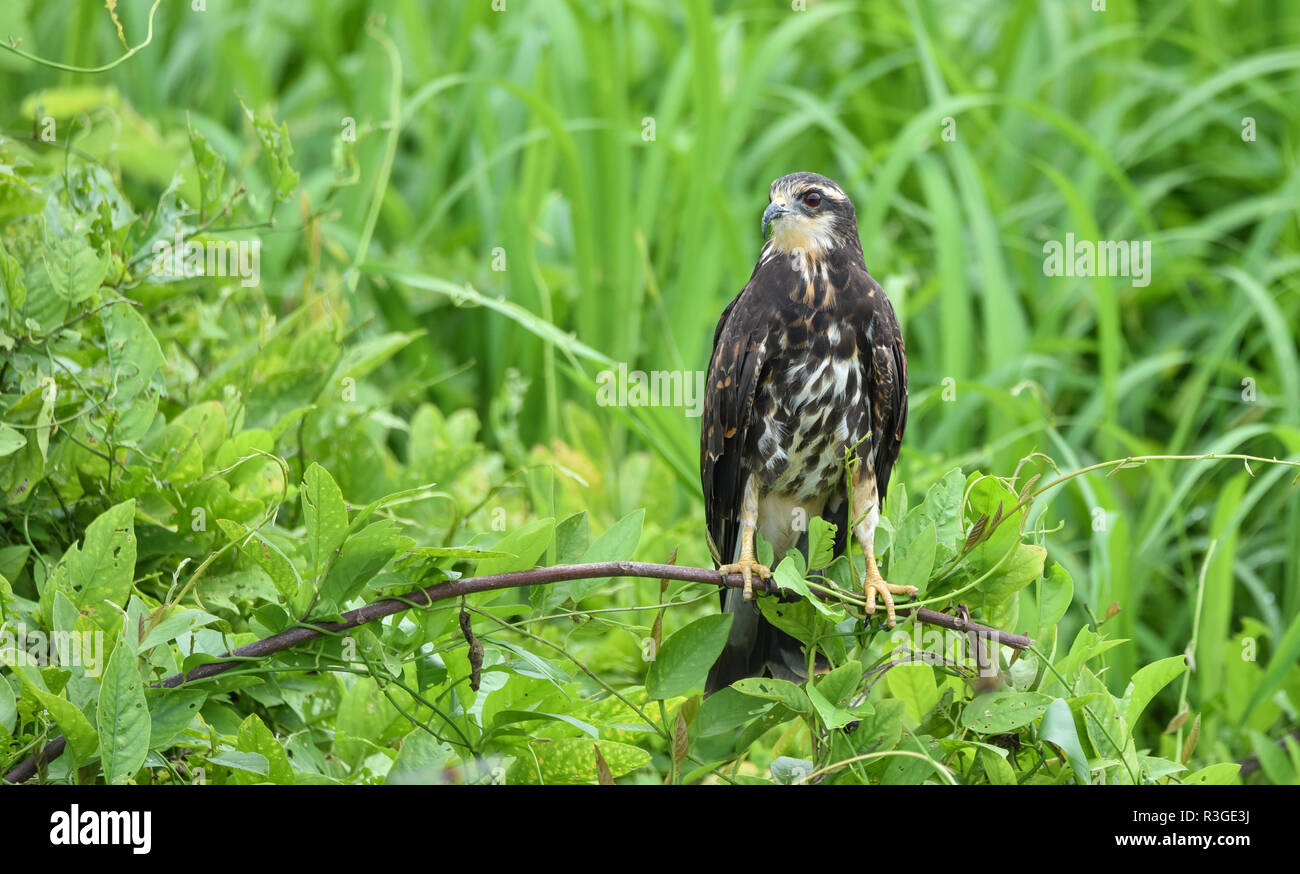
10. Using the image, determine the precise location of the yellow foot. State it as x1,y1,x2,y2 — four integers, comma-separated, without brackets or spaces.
864,572,918,627
719,557,772,602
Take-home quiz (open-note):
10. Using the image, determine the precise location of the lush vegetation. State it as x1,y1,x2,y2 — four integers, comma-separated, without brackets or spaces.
1,0,1298,785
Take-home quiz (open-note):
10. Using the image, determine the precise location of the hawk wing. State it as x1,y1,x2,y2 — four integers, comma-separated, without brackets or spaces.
851,265,908,501
700,278,772,575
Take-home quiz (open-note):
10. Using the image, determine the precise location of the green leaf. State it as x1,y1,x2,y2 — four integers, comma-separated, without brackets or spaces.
806,680,856,730
693,686,775,740
1182,763,1241,785
646,613,733,699
508,738,651,784
757,595,818,644
961,690,1052,733
401,545,515,561
47,499,136,633
815,661,863,709
136,608,218,653
386,731,456,784
25,684,99,765
1036,560,1073,638
43,237,107,305
981,748,1017,785
1121,655,1186,730
1235,607,1300,733
147,688,206,750
315,520,414,612
889,520,937,594
220,520,303,606
732,677,810,714
0,423,26,457
236,714,293,784
97,638,150,783
100,301,164,441
1040,697,1090,784
566,508,645,603
480,517,556,578
188,120,228,220
238,96,300,203
302,463,349,582
770,756,815,784
976,543,1046,603
807,516,837,569
887,662,940,724
0,677,15,734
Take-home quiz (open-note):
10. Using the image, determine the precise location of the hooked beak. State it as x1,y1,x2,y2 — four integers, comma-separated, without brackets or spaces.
762,202,788,237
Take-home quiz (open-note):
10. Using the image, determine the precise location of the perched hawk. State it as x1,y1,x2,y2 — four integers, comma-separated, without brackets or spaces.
702,172,912,695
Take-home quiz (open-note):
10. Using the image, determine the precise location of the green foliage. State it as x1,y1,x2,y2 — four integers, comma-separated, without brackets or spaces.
2,0,1297,785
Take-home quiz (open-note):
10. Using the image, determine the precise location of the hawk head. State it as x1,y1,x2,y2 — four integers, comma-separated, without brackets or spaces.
761,172,859,256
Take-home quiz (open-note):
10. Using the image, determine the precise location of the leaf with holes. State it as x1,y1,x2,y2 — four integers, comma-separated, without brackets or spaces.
961,690,1052,734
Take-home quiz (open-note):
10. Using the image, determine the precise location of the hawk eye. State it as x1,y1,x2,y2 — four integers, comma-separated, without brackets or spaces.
803,191,822,207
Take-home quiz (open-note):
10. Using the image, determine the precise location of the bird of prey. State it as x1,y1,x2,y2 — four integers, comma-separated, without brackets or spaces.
702,172,913,695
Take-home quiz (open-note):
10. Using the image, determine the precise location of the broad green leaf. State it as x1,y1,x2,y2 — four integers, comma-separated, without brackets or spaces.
1182,763,1241,785
0,424,25,457
1040,697,1090,784
302,463,349,582
981,748,1017,785
806,680,856,730
48,499,136,633
386,731,456,784
976,543,1046,603
693,686,775,739
1036,560,1073,637
646,613,732,699
757,595,818,644
136,608,219,653
961,690,1052,733
815,660,863,710
236,715,293,784
771,756,815,784
887,662,940,724
315,520,414,612
219,519,302,606
508,738,651,784
25,684,99,765
889,520,936,594
147,688,206,750
1122,655,1186,730
100,301,164,441
98,638,150,783
566,508,645,603
208,751,269,776
553,511,590,565
43,237,107,304
481,517,556,577
733,677,810,714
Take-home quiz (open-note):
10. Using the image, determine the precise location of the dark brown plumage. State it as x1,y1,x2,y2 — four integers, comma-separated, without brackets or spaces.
702,172,911,694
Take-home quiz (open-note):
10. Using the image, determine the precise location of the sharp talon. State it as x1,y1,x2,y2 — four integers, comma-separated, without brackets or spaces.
864,574,918,629
720,558,770,604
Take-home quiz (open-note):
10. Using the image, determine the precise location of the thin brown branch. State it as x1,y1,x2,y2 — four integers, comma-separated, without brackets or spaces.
2,560,1029,783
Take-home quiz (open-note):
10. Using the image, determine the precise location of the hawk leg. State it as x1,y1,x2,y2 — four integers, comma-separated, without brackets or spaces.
852,461,917,626
718,474,771,601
